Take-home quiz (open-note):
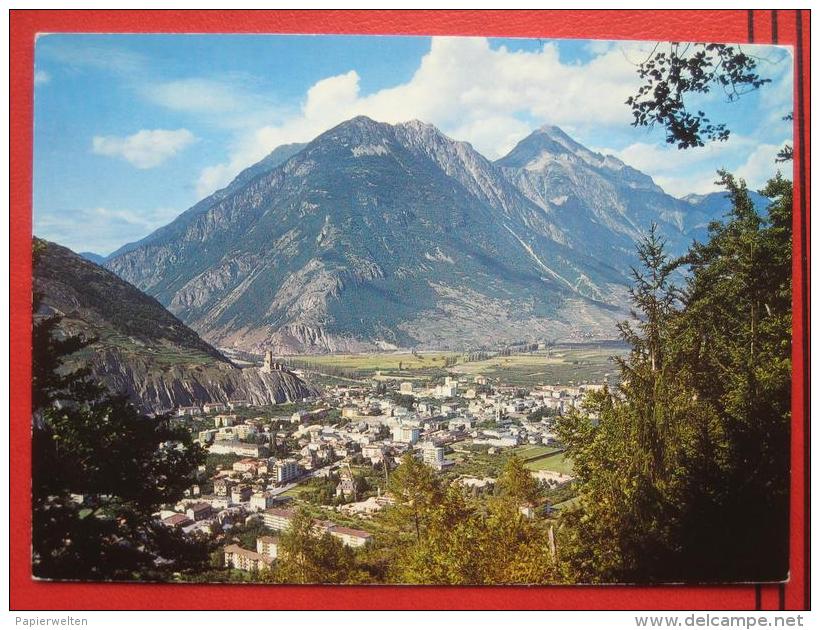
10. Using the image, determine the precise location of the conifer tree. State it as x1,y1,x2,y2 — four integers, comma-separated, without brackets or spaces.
32,295,208,580
555,172,791,583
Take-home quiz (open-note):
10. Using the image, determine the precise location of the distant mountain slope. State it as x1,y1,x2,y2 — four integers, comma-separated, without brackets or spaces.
34,238,316,412
494,125,713,263
681,189,770,243
104,117,742,355
79,251,106,265
107,142,306,262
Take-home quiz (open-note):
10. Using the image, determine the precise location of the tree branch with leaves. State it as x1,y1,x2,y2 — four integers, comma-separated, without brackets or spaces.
626,43,770,148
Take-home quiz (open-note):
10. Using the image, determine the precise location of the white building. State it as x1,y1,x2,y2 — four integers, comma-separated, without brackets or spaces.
176,406,201,417
198,429,217,443
435,382,458,398
362,444,385,462
328,526,372,548
234,424,258,440
250,492,277,511
263,507,296,531
271,458,300,483
223,544,271,572
392,425,420,444
230,486,252,504
256,535,279,560
422,443,454,470
422,444,445,465
214,414,237,428
209,440,269,458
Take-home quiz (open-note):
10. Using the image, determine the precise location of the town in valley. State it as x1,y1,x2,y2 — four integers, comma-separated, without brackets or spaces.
153,344,619,578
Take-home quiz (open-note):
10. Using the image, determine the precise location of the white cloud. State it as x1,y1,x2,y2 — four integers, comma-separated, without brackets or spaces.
758,49,795,127
185,37,790,200
304,71,361,121
143,78,245,114
92,128,196,169
447,116,533,160
41,41,146,75
594,133,790,197
195,37,647,196
735,142,792,188
585,40,617,56
196,123,318,197
34,70,50,85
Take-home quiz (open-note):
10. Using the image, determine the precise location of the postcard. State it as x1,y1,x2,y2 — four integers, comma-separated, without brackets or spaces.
10,9,810,612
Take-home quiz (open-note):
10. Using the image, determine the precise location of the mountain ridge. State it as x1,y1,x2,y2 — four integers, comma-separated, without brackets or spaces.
102,116,739,355
35,238,317,412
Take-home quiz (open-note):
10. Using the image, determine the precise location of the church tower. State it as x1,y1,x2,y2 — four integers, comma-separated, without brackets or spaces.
262,350,274,373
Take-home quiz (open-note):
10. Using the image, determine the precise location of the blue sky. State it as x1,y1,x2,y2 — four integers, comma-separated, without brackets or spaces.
33,34,793,255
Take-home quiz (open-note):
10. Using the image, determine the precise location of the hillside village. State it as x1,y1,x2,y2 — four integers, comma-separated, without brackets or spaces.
158,350,600,576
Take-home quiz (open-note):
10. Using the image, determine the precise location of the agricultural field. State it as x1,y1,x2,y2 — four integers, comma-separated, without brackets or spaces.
445,444,570,480
294,351,459,373
451,345,628,387
279,484,313,499
524,451,574,476
291,343,627,388
513,445,561,461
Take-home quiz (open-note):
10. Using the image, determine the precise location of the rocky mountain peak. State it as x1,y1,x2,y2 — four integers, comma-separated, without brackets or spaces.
102,117,735,355
497,124,604,171
396,118,450,141
320,115,394,142
496,124,662,195
536,123,583,148
302,115,400,161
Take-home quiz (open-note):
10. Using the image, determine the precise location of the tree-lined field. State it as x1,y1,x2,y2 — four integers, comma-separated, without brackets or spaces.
289,344,628,387
451,346,627,386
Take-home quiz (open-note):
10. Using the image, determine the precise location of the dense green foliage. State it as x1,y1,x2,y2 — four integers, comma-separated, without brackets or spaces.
382,454,556,584
32,303,209,580
263,508,366,584
555,173,791,582
256,454,558,584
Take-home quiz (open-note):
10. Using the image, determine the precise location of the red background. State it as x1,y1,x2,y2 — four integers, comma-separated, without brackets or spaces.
9,9,811,611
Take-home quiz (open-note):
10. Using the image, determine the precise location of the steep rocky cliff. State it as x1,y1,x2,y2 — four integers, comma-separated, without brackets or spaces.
34,239,317,413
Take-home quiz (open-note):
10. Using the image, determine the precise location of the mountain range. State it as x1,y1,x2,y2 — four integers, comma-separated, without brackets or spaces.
98,116,752,355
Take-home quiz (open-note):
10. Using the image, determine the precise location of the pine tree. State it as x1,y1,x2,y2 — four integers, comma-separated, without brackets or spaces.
32,276,208,580
670,171,791,581
495,455,542,506
385,453,443,543
555,173,791,583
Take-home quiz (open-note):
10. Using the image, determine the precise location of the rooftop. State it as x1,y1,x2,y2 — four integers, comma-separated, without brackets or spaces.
328,525,372,539
264,507,296,518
